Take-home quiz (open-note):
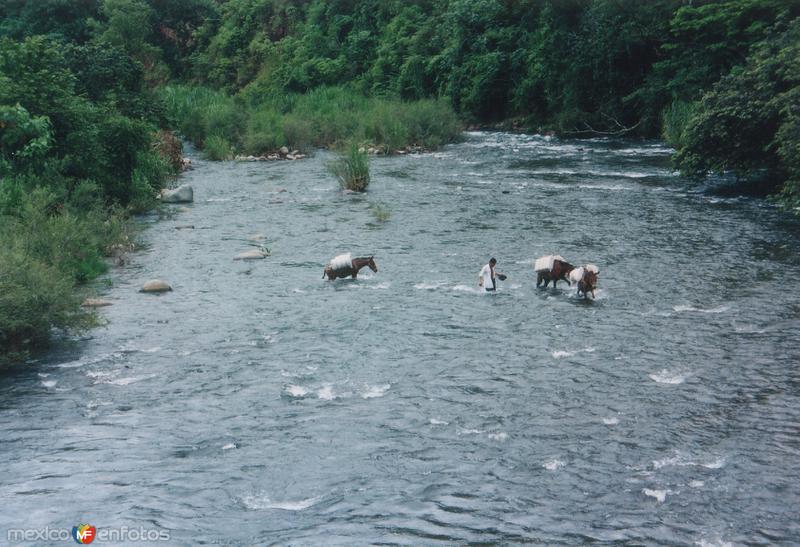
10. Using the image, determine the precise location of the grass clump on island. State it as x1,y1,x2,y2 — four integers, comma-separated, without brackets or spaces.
330,143,370,192
370,202,391,223
160,84,462,160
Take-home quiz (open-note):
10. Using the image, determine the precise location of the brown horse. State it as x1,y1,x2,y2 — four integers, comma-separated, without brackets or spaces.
569,265,599,299
323,255,377,280
536,259,575,289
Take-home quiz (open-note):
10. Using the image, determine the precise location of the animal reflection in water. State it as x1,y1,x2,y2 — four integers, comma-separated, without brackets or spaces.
534,255,575,288
569,264,600,299
323,253,378,280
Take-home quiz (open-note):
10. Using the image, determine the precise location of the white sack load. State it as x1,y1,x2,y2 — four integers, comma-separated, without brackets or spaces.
534,254,565,272
569,267,585,285
570,264,599,284
328,253,353,271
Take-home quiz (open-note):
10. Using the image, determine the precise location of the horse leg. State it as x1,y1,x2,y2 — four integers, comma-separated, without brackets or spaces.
536,273,542,288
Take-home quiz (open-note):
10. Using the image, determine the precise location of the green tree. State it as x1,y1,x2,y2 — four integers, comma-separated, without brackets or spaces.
97,0,169,84
0,0,101,43
675,16,800,206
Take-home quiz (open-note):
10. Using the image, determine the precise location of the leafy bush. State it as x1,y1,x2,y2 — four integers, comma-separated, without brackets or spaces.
281,115,316,152
674,16,800,204
161,84,462,158
0,246,89,358
330,143,370,192
203,135,232,161
0,188,137,358
243,108,286,154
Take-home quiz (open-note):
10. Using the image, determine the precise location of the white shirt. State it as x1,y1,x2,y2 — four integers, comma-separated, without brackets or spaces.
480,264,496,290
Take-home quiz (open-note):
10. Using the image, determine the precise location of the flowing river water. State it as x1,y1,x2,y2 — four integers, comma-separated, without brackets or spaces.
2,132,800,545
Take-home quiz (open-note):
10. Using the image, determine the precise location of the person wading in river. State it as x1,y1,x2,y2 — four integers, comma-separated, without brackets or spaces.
478,257,506,292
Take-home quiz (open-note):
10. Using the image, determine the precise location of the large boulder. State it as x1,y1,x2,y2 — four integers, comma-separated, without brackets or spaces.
160,185,193,203
140,279,172,293
234,249,269,260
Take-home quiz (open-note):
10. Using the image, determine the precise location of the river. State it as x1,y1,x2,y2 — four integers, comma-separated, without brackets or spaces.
2,132,799,545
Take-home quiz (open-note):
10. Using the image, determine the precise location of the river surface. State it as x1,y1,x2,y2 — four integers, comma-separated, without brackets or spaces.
2,132,800,545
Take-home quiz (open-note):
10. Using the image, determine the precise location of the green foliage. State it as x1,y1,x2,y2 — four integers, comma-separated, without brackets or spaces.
243,108,286,154
0,246,86,357
0,0,101,43
162,84,462,158
330,142,370,192
203,135,233,160
370,201,391,222
0,36,169,205
0,26,169,359
160,85,245,147
97,0,169,84
661,100,697,150
0,104,53,175
146,0,218,79
675,16,800,203
0,187,137,357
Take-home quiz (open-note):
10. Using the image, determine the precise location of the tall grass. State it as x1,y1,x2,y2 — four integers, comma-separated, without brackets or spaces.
662,100,697,150
160,84,462,159
0,187,137,359
330,143,370,192
203,135,233,160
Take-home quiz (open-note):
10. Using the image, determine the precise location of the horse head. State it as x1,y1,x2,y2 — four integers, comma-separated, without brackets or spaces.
367,256,378,272
582,269,598,292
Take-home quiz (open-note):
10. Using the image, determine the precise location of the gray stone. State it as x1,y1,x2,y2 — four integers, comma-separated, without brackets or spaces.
141,279,172,293
160,185,193,203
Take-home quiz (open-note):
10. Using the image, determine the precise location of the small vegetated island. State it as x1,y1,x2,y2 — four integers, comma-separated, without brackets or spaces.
1,0,798,358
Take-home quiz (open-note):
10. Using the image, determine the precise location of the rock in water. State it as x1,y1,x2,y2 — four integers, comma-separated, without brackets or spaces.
141,279,173,293
160,185,194,203
82,298,113,307
234,249,268,260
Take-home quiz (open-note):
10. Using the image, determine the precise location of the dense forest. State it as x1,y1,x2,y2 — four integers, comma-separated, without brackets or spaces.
1,0,799,356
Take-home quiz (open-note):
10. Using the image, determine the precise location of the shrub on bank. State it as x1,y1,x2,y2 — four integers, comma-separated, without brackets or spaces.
202,135,233,161
0,247,88,357
0,188,137,359
161,84,463,158
243,108,285,155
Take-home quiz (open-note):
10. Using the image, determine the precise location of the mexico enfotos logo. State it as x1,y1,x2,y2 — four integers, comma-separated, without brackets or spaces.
6,524,170,543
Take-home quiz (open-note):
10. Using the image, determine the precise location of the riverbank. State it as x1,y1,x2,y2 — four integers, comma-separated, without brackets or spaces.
160,85,463,161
